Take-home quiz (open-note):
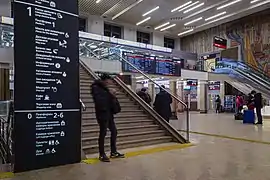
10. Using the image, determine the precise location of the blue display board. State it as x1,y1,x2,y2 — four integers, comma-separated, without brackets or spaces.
122,53,181,76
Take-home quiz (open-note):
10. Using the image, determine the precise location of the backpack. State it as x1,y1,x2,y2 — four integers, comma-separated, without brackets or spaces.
112,97,121,114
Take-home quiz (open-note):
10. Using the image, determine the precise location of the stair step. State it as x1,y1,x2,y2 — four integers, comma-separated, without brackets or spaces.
82,113,148,120
82,130,166,146
80,94,128,99
82,98,133,104
80,89,125,95
82,125,160,138
82,107,142,113
80,79,94,84
82,109,143,115
82,119,154,130
83,136,173,154
82,116,152,122
83,102,137,108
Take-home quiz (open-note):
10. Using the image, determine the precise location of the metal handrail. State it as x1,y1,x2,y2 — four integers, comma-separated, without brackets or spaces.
81,45,190,141
79,98,86,111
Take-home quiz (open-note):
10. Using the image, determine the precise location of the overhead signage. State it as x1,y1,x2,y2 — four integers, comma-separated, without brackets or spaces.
213,36,227,49
209,81,220,90
13,0,81,172
122,53,181,76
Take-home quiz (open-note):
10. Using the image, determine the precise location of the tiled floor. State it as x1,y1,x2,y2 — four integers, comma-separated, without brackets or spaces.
6,113,270,180
172,112,270,142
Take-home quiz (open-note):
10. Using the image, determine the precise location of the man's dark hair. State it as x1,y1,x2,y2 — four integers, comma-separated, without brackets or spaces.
141,88,147,92
251,90,257,95
100,73,112,81
160,85,165,91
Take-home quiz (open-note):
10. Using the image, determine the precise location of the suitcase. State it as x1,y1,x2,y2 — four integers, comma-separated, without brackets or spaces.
234,113,243,120
243,110,255,124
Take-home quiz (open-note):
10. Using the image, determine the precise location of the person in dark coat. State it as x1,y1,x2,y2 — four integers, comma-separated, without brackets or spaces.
254,92,263,125
154,85,172,122
91,74,124,162
247,91,256,110
137,88,151,105
215,95,221,113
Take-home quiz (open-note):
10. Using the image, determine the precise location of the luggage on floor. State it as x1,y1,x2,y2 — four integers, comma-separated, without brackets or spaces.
243,110,255,124
234,113,243,120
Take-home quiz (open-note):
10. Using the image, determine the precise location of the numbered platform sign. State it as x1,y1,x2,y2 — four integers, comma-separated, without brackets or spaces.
13,0,81,172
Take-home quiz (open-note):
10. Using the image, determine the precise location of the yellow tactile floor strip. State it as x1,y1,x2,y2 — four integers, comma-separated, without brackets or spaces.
180,130,270,145
82,143,194,165
0,172,14,179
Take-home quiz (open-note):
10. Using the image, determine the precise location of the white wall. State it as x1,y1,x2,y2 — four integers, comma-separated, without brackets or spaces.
0,0,11,17
84,15,181,48
181,69,208,81
152,32,164,47
0,48,13,65
87,15,104,35
80,57,121,74
123,26,136,42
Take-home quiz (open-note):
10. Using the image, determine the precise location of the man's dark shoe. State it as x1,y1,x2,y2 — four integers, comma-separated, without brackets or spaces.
110,152,125,158
99,154,110,162
255,122,263,125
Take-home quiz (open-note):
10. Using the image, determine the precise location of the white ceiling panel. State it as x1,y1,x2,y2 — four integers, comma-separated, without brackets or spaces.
78,0,270,36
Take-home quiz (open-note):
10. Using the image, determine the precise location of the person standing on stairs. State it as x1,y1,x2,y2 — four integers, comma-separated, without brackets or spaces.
137,88,152,105
91,73,125,162
154,85,172,122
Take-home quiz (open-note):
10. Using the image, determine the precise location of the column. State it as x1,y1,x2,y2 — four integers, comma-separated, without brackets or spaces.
176,80,184,112
219,80,225,105
170,80,177,118
148,81,155,104
198,80,208,112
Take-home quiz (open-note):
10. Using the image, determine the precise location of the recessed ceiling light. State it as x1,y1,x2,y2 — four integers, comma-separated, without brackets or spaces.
136,17,151,26
205,11,227,21
217,0,242,10
112,0,143,20
178,29,194,36
250,0,261,3
143,6,160,16
184,17,203,26
96,0,101,3
160,24,176,31
179,1,200,12
154,22,170,30
171,1,193,12
183,2,205,13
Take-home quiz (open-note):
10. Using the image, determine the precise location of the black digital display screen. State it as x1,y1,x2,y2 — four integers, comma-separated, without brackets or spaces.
13,0,81,172
187,80,198,86
122,53,181,76
209,81,220,90
156,58,181,76
213,36,227,49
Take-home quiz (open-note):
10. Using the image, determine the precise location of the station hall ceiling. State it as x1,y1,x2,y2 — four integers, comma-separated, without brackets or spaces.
79,0,270,37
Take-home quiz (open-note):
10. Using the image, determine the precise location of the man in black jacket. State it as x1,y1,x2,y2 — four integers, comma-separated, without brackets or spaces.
91,74,124,162
254,92,263,125
154,85,172,122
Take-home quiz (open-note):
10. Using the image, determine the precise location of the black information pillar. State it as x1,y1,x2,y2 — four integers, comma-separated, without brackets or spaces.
13,0,81,172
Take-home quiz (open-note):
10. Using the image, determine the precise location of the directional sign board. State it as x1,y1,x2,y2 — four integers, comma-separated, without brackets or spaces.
13,0,81,172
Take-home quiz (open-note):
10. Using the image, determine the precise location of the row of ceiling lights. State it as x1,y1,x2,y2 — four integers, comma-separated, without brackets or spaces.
178,0,269,36
136,0,267,36
135,0,244,32
96,0,268,36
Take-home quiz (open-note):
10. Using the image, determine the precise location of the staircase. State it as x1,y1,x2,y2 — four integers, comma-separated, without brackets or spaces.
80,64,185,155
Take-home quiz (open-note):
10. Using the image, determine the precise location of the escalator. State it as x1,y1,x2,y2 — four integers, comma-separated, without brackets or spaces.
216,60,270,98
